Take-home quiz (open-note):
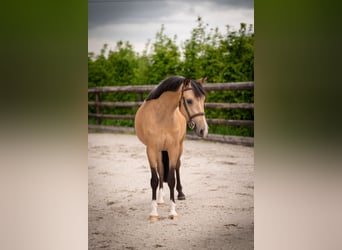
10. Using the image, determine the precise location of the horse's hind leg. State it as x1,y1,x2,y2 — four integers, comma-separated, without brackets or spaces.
176,159,186,200
156,152,165,205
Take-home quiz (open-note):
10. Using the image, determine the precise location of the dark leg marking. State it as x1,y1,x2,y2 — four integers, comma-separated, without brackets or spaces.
162,151,169,183
159,175,164,190
167,168,176,202
150,168,159,200
176,167,186,200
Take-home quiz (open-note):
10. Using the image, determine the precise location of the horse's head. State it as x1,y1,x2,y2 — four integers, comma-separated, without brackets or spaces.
180,77,208,138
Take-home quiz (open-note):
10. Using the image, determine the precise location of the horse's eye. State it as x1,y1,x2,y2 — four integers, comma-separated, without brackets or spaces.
186,99,193,105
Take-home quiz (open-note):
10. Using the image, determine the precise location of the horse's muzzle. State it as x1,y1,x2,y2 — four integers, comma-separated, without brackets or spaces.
195,125,208,138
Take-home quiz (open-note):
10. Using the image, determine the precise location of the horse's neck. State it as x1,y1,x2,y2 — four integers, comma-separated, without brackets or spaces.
154,91,182,116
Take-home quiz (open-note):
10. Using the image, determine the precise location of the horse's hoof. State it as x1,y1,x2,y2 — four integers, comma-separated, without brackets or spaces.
178,195,186,200
149,215,159,221
157,202,166,206
168,215,178,220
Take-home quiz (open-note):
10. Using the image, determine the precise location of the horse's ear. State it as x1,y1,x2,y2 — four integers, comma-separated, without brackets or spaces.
197,77,207,85
184,77,191,87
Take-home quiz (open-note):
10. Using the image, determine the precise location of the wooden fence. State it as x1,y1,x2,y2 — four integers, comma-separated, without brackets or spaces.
88,82,254,146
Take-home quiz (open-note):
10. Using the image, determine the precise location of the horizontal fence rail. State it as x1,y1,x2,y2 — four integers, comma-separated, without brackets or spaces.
88,101,254,109
88,82,254,93
88,82,254,146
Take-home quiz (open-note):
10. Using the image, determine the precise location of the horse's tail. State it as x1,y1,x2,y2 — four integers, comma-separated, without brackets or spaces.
162,151,169,182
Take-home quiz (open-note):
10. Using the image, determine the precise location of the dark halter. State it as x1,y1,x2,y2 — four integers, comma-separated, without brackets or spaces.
180,83,205,130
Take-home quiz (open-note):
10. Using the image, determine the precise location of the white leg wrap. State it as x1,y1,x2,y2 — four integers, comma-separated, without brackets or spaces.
169,201,177,216
150,200,158,217
157,188,165,204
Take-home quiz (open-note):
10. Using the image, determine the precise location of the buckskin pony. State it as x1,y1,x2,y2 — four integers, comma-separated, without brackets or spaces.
135,76,208,221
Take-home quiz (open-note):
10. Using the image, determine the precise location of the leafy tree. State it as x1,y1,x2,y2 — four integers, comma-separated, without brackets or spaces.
220,23,254,81
182,16,208,78
107,41,138,85
148,25,182,84
88,44,112,87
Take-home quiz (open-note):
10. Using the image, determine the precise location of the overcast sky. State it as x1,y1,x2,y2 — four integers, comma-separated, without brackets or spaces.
88,0,254,55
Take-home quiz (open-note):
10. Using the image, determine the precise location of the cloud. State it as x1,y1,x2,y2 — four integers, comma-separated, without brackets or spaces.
89,0,253,29
88,0,254,54
88,1,173,29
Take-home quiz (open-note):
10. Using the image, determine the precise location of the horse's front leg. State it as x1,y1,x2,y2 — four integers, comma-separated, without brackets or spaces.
147,147,159,221
167,167,177,219
156,152,165,205
149,167,159,221
176,159,186,200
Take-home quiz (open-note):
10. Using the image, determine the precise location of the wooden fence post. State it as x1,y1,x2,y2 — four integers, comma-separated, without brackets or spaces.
138,92,143,102
95,92,101,125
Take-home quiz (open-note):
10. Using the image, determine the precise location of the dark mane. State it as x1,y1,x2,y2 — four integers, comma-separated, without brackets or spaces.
146,76,206,101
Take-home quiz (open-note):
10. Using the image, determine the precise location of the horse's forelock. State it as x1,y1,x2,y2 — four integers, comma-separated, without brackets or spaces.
191,80,206,98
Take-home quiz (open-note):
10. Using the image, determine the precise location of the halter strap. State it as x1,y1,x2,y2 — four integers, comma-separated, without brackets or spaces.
180,84,205,130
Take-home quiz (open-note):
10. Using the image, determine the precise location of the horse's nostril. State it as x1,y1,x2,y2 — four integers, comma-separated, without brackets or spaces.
199,129,204,136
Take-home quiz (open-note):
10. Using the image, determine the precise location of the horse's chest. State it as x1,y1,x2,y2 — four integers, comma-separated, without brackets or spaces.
150,127,184,150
